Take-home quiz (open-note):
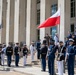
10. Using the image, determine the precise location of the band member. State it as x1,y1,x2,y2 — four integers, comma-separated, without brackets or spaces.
14,43,21,67
23,44,28,66
40,40,48,71
30,42,36,62
56,41,66,75
36,39,41,60
65,39,75,75
1,44,6,66
48,40,57,75
6,43,13,67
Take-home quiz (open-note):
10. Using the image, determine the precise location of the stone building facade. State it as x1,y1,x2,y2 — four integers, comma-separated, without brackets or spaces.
0,0,76,47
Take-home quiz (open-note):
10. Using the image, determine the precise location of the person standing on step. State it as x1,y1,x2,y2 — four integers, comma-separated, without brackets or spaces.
14,43,21,67
47,40,57,75
36,39,41,60
1,44,6,66
40,40,48,71
23,44,28,66
65,39,75,75
56,41,66,75
6,43,13,67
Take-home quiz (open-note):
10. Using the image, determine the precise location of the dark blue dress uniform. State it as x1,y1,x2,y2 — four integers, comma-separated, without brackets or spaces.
14,46,21,66
40,45,48,71
6,46,13,67
23,47,28,56
67,45,75,75
36,41,41,59
48,45,56,75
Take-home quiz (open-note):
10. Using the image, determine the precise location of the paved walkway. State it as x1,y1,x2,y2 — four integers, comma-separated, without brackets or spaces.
0,54,75,75
13,66,68,75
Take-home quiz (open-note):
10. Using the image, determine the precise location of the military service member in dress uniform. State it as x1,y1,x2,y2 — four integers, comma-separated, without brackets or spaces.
47,40,57,75
6,43,13,67
14,43,21,67
23,44,28,66
65,39,75,75
40,40,48,71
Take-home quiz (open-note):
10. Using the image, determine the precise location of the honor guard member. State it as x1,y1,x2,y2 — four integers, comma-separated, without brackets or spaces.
1,44,6,66
23,44,28,66
66,39,75,75
30,42,36,62
40,40,48,71
36,39,41,60
14,43,21,67
56,41,66,75
6,43,13,67
47,40,57,75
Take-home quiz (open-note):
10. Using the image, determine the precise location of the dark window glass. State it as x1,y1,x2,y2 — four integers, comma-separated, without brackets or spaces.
71,0,75,18
50,4,57,37
37,10,40,24
71,24,74,33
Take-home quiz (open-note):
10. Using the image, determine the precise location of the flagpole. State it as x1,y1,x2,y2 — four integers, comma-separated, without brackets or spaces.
59,4,61,41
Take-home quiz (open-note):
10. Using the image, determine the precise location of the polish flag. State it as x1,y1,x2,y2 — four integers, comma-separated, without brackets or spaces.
38,8,60,28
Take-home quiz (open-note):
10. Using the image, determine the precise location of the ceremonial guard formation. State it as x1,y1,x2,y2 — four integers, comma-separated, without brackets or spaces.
0,32,76,75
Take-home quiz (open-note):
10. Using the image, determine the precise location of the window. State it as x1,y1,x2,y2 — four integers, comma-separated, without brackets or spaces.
37,30,40,40
37,9,40,25
71,24,74,33
71,0,75,18
51,4,57,15
50,4,57,38
36,0,40,25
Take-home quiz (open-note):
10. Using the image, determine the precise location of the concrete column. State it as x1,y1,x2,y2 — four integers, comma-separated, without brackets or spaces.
58,0,65,42
19,0,27,43
0,0,3,43
26,0,37,47
6,0,11,46
40,0,46,43
26,0,31,47
65,0,70,37
9,0,15,43
1,0,7,44
14,0,20,43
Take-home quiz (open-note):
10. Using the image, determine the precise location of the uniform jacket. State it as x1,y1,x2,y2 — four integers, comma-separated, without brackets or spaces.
23,47,28,56
48,45,57,59
14,46,21,55
6,46,13,56
40,45,48,59
67,45,75,59
30,45,36,54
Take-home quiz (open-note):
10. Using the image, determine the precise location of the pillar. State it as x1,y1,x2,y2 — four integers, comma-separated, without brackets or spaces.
58,0,65,42
14,0,20,43
0,0,3,43
1,0,7,44
9,0,15,43
6,0,11,45
40,0,46,43
19,0,27,43
26,0,37,47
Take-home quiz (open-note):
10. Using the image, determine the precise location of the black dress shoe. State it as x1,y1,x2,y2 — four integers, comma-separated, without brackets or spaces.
41,70,46,72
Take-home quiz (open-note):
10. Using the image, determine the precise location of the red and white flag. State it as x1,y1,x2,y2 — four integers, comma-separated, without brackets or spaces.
38,8,60,28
